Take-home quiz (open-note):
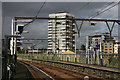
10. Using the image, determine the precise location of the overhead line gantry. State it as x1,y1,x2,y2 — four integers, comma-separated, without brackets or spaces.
15,17,120,38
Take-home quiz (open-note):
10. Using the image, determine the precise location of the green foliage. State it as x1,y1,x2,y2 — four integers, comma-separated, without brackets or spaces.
81,44,86,50
17,49,25,54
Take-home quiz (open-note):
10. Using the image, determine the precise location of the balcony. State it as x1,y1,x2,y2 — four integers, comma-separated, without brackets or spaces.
48,25,52,27
48,20,52,22
60,27,66,29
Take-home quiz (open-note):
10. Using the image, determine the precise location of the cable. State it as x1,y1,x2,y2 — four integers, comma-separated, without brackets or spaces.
24,0,47,28
35,1,46,18
78,2,91,12
87,2,114,19
22,0,47,40
90,2,120,19
24,2,88,38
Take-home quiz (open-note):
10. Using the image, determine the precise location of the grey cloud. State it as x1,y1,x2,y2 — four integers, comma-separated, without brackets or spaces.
1,0,118,2
2,2,118,48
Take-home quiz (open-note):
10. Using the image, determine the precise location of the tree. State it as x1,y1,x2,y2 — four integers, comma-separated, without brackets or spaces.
81,44,86,50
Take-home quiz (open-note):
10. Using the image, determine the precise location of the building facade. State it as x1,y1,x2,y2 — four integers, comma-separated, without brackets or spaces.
114,42,120,54
103,42,113,54
86,34,106,52
114,43,118,54
86,33,116,54
48,11,75,54
86,36,92,51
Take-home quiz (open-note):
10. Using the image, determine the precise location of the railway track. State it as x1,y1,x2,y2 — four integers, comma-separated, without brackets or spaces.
18,60,53,80
20,60,107,80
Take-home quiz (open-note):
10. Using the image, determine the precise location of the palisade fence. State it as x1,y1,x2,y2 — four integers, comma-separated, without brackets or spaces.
17,53,119,68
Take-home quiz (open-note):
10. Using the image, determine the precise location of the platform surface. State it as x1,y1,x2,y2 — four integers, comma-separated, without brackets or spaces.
13,62,34,80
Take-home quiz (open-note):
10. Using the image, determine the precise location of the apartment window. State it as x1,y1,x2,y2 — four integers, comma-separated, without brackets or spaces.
48,24,52,26
109,46,112,48
72,25,75,28
48,43,52,45
105,44,107,45
62,34,66,36
49,27,52,29
48,35,52,37
62,23,66,25
105,49,107,50
61,29,66,31
56,22,61,25
48,22,52,23
48,40,52,42
48,30,52,31
95,39,98,41
109,49,112,50
109,43,112,45
105,46,107,48
62,40,66,42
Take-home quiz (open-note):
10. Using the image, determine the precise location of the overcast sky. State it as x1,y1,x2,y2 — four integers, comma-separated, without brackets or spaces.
2,2,119,49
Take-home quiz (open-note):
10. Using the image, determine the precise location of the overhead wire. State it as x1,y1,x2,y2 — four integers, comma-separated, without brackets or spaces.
86,2,119,40
25,2,90,43
87,2,115,19
76,2,119,41
24,0,47,28
78,2,91,12
22,0,47,40
74,2,91,38
90,2,120,19
22,2,119,44
24,2,90,34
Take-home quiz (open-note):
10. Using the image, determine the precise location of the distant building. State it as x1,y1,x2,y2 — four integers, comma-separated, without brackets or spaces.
86,33,116,54
86,36,92,52
28,50,39,54
114,42,120,54
91,35,103,52
103,36,116,54
118,44,120,54
86,34,108,52
103,42,113,54
28,49,47,54
48,11,75,54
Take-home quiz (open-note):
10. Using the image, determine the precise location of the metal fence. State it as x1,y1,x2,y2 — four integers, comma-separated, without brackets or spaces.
17,53,119,68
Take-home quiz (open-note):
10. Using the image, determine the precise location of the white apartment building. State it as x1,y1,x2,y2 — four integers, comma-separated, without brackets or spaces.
114,42,119,54
48,11,75,54
86,35,104,52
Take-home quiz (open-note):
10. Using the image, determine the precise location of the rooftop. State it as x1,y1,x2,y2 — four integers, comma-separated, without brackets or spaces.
61,50,76,54
92,35,102,37
55,11,69,14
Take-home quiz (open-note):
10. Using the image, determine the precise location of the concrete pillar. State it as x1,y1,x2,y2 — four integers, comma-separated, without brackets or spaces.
86,51,88,64
88,49,89,64
97,49,100,65
93,50,96,64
